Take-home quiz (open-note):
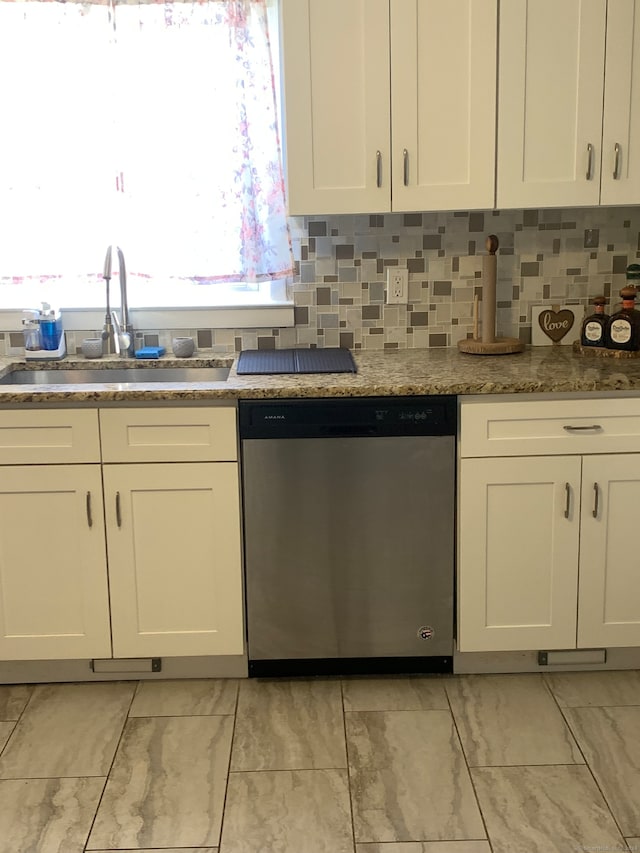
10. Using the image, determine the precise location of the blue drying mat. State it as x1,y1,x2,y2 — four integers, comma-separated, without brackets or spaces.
135,346,166,359
237,347,356,375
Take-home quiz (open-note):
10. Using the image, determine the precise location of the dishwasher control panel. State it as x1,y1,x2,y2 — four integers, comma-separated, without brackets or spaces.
239,396,456,439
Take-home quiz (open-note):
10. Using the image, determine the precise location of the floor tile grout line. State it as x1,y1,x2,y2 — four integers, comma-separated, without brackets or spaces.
216,677,241,853
227,765,349,774
81,678,140,853
0,773,110,781
126,678,144,718
542,673,629,847
0,682,36,763
340,679,358,853
560,708,628,846
465,761,608,770
127,678,239,719
129,712,236,720
444,677,495,853
542,670,640,709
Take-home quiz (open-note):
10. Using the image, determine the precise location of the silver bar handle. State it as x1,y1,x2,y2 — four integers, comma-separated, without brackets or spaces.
116,491,122,528
593,482,599,518
403,148,409,186
86,492,93,529
613,142,621,180
564,483,571,519
376,151,382,188
563,424,602,432
586,143,594,180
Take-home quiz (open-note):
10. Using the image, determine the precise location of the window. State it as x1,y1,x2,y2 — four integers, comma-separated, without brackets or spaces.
0,0,293,315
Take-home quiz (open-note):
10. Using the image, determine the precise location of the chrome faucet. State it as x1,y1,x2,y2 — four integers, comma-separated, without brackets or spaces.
102,246,134,357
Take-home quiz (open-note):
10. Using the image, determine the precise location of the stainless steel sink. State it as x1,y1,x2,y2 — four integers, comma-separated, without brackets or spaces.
0,367,230,385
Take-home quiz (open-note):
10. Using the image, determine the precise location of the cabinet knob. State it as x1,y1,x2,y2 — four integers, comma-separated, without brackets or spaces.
116,491,122,528
403,149,409,186
86,491,93,529
564,482,571,519
376,151,382,188
593,482,600,519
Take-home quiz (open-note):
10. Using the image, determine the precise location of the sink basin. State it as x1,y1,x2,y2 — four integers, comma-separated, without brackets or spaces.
0,367,230,385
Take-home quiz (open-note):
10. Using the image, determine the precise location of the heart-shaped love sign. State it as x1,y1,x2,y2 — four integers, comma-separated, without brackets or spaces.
538,309,575,343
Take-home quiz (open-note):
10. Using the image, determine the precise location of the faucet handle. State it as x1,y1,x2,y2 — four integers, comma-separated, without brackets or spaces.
110,311,122,356
111,310,133,357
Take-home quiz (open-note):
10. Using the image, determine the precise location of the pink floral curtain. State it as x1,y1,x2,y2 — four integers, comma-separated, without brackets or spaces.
0,0,294,287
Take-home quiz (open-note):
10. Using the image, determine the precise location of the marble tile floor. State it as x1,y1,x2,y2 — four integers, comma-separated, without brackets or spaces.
0,671,640,852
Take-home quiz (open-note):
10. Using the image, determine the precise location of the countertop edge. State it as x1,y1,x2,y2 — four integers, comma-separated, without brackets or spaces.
0,347,637,402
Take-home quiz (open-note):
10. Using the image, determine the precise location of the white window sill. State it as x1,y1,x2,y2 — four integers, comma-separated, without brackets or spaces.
0,304,295,333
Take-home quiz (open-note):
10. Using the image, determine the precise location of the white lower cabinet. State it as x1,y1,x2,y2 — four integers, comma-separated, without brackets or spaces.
458,456,581,652
0,406,244,662
459,397,640,654
103,462,243,658
0,465,111,660
578,454,640,648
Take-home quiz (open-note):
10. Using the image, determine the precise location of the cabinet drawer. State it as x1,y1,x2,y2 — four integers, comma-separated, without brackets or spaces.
100,407,237,463
460,397,640,457
0,409,100,464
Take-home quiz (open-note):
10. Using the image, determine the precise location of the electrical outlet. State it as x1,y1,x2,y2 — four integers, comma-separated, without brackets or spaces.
386,268,409,304
584,228,599,248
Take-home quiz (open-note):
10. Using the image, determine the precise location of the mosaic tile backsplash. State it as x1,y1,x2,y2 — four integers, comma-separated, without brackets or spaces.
12,206,640,355
284,206,640,351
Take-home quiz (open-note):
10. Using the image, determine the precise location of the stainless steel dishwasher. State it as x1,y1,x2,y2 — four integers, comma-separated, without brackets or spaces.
239,396,456,677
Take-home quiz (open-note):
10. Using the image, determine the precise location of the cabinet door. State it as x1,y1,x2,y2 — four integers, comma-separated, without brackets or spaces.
104,463,243,658
390,0,497,211
281,0,391,214
0,465,111,660
600,0,640,204
458,456,581,652
497,0,606,208
578,454,640,648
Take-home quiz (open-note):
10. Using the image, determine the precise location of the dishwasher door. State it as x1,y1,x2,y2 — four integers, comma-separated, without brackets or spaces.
242,434,454,669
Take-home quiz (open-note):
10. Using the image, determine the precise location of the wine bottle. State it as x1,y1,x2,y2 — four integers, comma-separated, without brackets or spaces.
581,296,608,347
605,286,640,351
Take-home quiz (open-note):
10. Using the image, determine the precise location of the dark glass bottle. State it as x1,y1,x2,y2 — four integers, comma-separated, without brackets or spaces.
581,296,609,347
605,286,640,351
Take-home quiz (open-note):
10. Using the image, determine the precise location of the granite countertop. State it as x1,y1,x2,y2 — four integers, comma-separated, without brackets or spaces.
1,346,640,403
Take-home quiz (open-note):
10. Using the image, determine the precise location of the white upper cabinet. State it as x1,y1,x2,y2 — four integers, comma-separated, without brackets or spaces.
390,0,497,212
497,0,607,209
281,0,391,214
600,0,640,204
498,0,640,209
281,0,497,214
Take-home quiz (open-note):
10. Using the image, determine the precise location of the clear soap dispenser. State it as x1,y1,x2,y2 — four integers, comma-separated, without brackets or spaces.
21,310,41,351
